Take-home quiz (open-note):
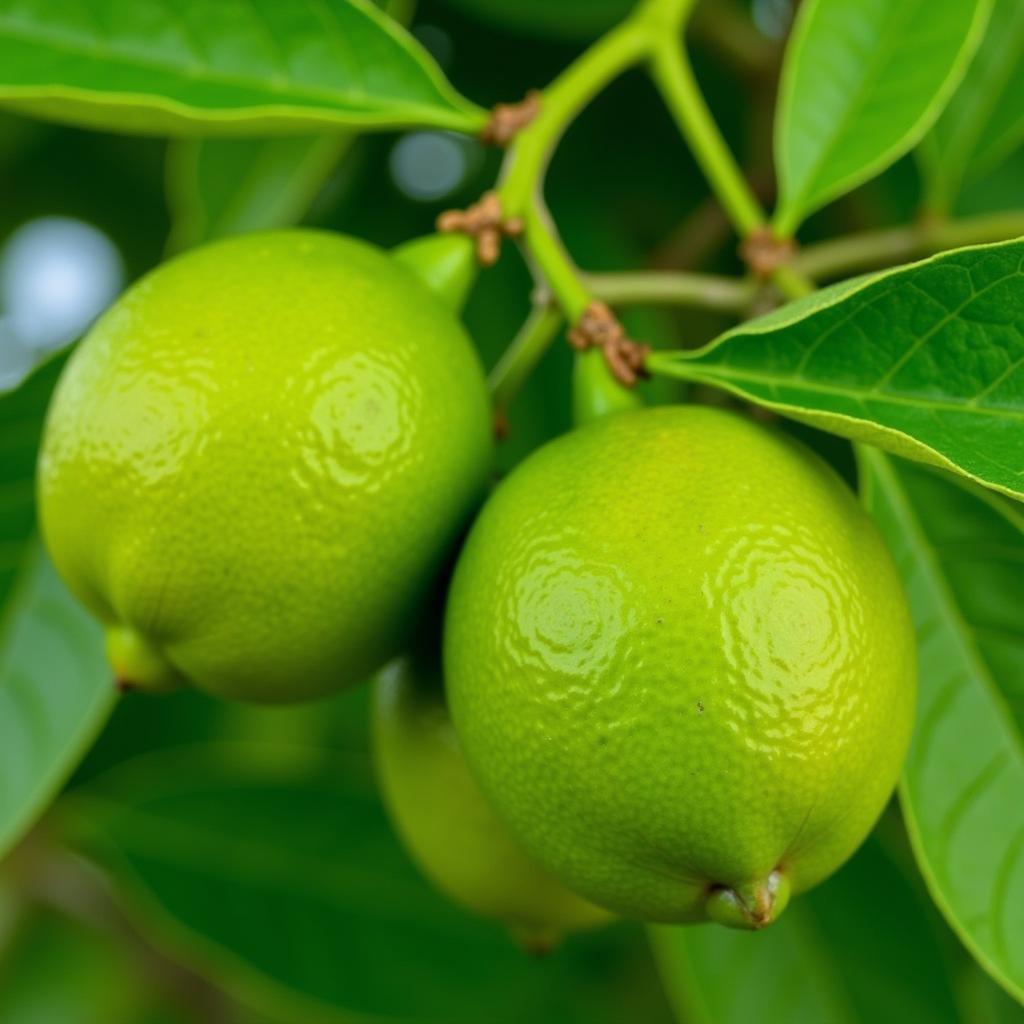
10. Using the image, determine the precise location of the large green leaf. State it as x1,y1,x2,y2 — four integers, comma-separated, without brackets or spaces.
161,0,414,252
920,0,1024,212
773,0,989,234
650,836,961,1024
646,239,1024,500
71,748,670,1024
0,547,115,859
0,0,485,136
861,449,1024,1004
165,135,353,252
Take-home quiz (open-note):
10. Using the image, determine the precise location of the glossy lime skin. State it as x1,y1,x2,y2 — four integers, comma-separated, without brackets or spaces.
445,406,916,923
39,230,492,703
373,657,612,950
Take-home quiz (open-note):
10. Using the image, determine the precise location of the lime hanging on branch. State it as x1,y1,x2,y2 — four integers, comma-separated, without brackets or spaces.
38,230,493,703
445,406,916,928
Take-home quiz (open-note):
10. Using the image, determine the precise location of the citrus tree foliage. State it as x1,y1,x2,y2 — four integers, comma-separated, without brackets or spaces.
0,0,1022,1018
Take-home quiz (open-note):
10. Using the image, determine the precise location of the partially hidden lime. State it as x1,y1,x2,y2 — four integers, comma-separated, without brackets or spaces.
374,655,613,952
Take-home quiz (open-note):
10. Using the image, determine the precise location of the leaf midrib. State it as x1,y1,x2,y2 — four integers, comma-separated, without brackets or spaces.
92,800,434,919
0,15,446,117
784,0,926,210
678,362,1024,421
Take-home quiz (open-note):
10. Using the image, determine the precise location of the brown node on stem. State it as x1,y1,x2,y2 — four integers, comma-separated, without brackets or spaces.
739,227,798,278
436,191,523,267
492,408,510,440
480,90,542,146
567,300,651,388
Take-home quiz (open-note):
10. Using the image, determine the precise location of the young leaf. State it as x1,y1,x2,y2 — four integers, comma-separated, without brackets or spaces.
0,0,486,136
919,0,1024,212
861,449,1024,1004
773,0,989,234
165,135,354,252
71,749,665,1024
650,838,961,1024
646,239,1024,500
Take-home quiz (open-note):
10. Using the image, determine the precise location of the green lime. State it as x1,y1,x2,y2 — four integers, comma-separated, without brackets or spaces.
40,230,492,703
373,655,613,952
445,406,915,927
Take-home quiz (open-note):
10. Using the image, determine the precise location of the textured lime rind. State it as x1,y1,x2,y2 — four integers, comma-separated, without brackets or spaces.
40,230,492,703
445,406,916,925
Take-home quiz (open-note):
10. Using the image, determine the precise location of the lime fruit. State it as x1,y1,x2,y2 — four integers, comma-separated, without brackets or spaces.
445,406,916,927
39,230,492,703
373,655,613,952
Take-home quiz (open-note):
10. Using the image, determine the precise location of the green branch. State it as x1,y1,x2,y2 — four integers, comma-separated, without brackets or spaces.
648,37,816,302
498,17,651,218
519,203,592,320
489,304,564,420
649,39,765,236
577,210,1024,317
492,6,678,415
488,0,740,415
794,210,1024,282
586,269,754,311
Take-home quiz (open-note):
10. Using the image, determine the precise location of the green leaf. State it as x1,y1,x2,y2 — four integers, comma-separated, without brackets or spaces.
920,0,1024,212
646,239,1024,500
650,836,961,1024
0,908,179,1023
0,0,486,136
162,0,415,252
959,961,1024,1024
72,748,669,1024
861,449,1024,1004
165,135,354,252
0,548,115,858
774,0,990,234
